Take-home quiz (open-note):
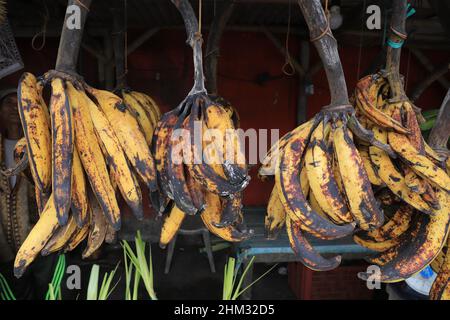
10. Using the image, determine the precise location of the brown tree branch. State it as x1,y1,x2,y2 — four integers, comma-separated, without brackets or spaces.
55,0,91,74
297,0,350,108
170,0,206,94
385,0,407,101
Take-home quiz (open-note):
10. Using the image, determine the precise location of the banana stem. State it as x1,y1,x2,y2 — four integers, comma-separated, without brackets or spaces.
171,0,206,95
55,0,91,74
385,0,408,101
297,0,350,109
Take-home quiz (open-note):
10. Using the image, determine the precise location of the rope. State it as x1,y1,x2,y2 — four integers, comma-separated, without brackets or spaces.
282,0,295,76
310,0,336,43
31,0,49,51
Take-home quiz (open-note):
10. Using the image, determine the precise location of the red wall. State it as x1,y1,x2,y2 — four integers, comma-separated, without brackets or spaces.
3,30,449,207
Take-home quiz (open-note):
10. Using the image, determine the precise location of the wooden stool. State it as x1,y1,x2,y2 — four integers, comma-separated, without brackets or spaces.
164,227,216,274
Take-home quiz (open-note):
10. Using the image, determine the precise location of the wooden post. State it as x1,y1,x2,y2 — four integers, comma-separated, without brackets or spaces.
297,0,350,108
204,1,235,95
170,0,206,95
55,0,92,74
385,0,408,101
111,1,127,90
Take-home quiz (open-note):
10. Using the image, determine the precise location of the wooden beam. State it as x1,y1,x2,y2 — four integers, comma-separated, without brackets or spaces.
410,61,450,102
410,48,450,91
126,28,160,56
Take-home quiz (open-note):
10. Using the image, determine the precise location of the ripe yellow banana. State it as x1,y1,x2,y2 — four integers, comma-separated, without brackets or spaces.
65,217,90,252
361,188,450,283
265,185,286,240
82,194,107,259
50,77,74,226
275,119,355,240
354,205,413,252
159,204,185,248
17,72,52,192
86,86,157,192
286,215,341,271
14,194,59,278
369,127,432,214
122,91,155,144
430,238,450,300
333,122,384,230
388,108,450,192
86,89,144,220
305,121,353,224
200,191,250,242
41,214,78,256
358,146,382,186
71,147,88,227
67,82,121,230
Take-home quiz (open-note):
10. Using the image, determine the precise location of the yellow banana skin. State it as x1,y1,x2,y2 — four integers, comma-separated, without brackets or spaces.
333,123,383,231
265,185,286,240
65,217,90,252
204,103,248,184
359,146,383,186
86,89,144,220
86,86,158,192
122,91,155,144
200,191,251,242
50,78,74,226
128,90,161,123
430,238,450,300
159,204,186,248
276,120,354,240
361,188,450,283
286,215,341,271
41,215,78,256
305,121,353,224
67,83,121,230
71,147,88,227
369,127,432,214
82,194,107,259
17,72,52,192
388,108,450,192
354,205,413,252
14,194,59,278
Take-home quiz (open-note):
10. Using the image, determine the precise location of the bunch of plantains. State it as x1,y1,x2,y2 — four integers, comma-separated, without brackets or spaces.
157,0,252,248
12,71,161,278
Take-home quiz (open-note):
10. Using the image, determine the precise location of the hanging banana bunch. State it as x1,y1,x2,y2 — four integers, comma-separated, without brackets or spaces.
344,1,450,295
10,0,160,278
259,0,402,272
156,0,252,248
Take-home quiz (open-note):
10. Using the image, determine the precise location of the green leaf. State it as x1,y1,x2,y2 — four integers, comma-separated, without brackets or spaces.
87,264,100,300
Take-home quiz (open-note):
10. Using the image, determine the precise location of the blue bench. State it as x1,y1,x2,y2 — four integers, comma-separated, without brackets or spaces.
233,207,374,299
